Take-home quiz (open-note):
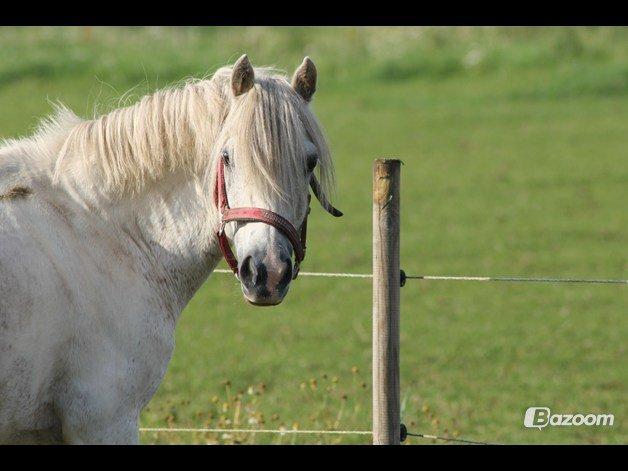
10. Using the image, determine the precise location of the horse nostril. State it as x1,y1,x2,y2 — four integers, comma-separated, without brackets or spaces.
239,255,255,286
239,255,269,291
277,257,293,292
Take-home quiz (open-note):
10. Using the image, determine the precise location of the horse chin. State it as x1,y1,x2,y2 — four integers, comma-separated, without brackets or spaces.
241,289,286,307
245,298,283,307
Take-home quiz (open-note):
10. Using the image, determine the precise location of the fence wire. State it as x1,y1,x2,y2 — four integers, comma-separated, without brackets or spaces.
404,431,497,445
140,427,370,436
175,267,622,445
139,427,495,444
405,274,627,284
214,268,627,285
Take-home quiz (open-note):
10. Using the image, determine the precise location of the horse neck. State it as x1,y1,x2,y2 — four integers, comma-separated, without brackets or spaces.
116,170,223,312
49,90,228,314
51,167,223,316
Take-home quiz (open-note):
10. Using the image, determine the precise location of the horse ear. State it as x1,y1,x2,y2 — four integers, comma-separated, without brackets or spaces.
292,57,317,102
231,54,255,97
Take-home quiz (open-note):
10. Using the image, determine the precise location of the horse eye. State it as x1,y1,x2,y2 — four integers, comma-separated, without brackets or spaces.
221,150,230,165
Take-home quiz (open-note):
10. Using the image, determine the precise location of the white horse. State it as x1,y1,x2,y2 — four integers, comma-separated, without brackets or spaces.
0,55,338,444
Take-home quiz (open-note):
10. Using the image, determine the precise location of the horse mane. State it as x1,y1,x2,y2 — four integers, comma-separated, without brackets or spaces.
35,65,335,204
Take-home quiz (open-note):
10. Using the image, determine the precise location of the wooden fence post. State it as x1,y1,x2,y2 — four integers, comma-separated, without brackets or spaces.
372,159,401,445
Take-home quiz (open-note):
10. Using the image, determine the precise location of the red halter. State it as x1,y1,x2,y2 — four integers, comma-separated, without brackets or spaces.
214,156,312,280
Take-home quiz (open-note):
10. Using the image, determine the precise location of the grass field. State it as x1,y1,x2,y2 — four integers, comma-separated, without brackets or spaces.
0,27,626,444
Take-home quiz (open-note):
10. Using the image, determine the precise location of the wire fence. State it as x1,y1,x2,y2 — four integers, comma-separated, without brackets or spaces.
163,266,624,445
405,274,628,284
404,431,496,445
140,427,371,436
139,426,496,445
214,268,628,285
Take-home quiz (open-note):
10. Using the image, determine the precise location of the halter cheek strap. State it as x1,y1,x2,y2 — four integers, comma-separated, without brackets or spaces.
213,157,310,280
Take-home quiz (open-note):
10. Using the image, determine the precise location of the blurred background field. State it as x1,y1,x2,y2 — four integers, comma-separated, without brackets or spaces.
0,26,626,444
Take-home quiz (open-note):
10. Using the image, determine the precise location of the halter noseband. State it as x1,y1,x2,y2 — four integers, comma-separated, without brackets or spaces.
214,156,341,280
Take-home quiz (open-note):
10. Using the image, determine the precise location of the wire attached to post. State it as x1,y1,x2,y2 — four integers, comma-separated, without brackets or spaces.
400,423,497,445
400,423,408,442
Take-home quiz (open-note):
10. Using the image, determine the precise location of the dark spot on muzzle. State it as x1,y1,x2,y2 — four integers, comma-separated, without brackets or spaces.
239,255,272,299
277,255,293,292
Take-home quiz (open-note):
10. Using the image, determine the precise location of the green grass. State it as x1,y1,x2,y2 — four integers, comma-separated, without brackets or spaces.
1,26,626,444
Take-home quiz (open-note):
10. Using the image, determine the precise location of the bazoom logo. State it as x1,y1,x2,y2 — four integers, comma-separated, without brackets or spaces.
524,407,614,430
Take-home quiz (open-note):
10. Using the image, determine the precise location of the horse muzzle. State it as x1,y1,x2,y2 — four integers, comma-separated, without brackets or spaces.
238,251,293,305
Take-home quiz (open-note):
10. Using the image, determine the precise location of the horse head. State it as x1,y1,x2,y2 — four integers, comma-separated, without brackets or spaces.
213,55,341,306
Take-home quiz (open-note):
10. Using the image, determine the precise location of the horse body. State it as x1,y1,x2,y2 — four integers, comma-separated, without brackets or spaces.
0,56,335,444
0,133,220,443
